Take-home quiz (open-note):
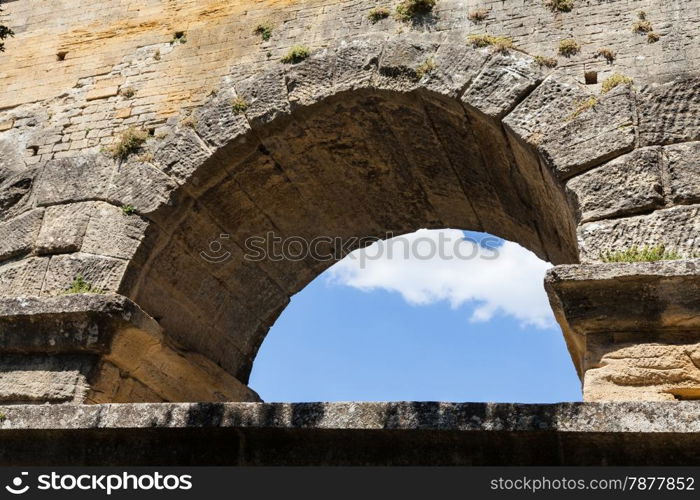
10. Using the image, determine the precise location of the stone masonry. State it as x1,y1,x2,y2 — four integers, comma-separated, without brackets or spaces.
0,0,699,408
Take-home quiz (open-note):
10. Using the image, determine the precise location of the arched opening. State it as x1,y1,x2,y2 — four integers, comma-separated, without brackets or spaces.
119,46,580,395
249,229,582,402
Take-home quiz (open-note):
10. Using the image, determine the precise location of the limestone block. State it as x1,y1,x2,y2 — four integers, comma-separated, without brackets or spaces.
0,355,92,404
0,257,50,297
545,260,700,380
193,90,251,148
375,35,439,92
578,205,700,263
584,338,700,402
664,142,700,204
42,253,128,295
539,85,636,179
0,167,37,222
152,128,211,185
566,147,664,223
35,154,115,206
638,78,700,146
0,209,44,262
0,295,260,403
236,65,291,127
107,161,178,214
80,202,148,260
36,202,94,255
504,76,590,146
461,52,542,119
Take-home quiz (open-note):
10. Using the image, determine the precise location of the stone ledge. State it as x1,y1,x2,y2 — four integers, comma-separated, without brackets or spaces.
0,402,699,465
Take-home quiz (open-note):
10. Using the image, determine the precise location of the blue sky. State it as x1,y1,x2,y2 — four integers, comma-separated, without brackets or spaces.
249,230,582,403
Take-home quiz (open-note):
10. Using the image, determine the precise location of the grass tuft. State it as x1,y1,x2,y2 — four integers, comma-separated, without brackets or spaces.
595,48,616,63
468,34,514,53
231,97,248,114
121,204,136,216
64,275,103,295
601,73,633,93
395,0,436,22
534,55,558,68
415,57,436,79
543,0,574,12
558,38,580,56
110,127,148,160
468,9,489,22
368,7,391,23
281,45,310,64
568,96,598,120
254,23,273,41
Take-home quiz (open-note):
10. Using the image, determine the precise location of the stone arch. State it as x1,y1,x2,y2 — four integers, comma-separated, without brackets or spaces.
2,34,699,403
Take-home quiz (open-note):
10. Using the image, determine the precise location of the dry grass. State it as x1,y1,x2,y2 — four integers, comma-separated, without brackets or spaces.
395,0,436,21
558,38,580,56
110,127,148,160
468,9,489,22
596,48,616,63
601,73,633,93
534,55,558,68
281,45,310,64
368,7,391,23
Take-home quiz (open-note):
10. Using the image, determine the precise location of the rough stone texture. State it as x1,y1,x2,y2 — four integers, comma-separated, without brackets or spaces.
546,261,700,400
567,147,664,223
0,295,260,403
578,205,700,263
0,401,699,465
0,0,699,409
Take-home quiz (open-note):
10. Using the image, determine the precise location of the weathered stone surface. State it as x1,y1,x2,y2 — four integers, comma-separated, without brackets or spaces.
152,128,211,185
107,161,178,214
81,202,149,260
0,294,260,403
0,401,699,465
236,65,290,127
539,86,637,179
0,209,44,262
0,354,92,404
42,253,128,295
35,155,115,206
1,0,700,412
193,90,251,148
566,147,664,223
461,52,542,119
546,260,700,399
0,257,50,297
664,141,700,204
578,205,700,263
36,202,94,255
638,78,700,146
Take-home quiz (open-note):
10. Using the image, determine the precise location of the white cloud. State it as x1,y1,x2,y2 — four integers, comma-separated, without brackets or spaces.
326,229,556,329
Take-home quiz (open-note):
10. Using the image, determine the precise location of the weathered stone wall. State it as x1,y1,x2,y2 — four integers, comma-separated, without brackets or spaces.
0,0,699,404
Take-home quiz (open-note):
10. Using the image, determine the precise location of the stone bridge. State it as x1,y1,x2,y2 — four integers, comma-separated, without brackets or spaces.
0,0,698,464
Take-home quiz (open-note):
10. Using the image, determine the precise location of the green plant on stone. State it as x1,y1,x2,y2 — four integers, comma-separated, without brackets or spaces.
601,73,633,93
110,127,148,160
121,204,136,216
65,275,103,295
368,7,391,23
543,0,573,12
0,413,5,422
231,97,248,114
601,245,682,263
254,23,273,41
281,45,310,64
395,0,436,22
558,38,580,56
